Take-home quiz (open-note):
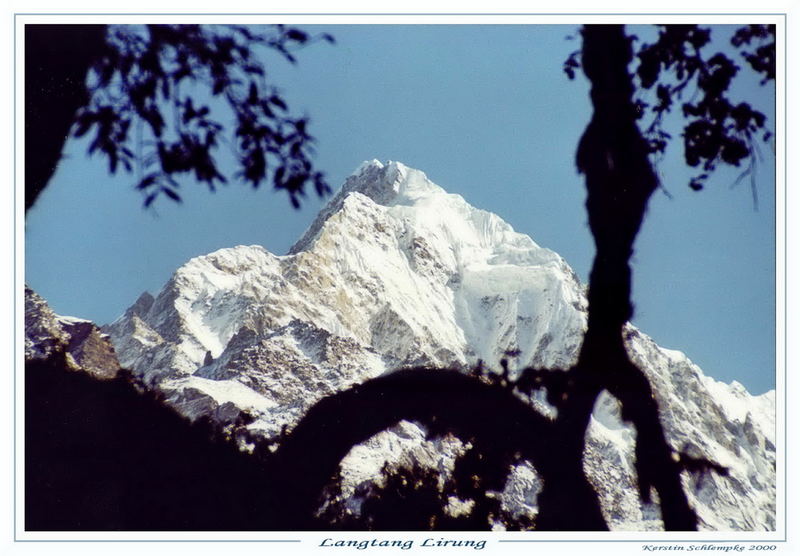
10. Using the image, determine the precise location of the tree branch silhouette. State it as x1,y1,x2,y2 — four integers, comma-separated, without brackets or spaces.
25,24,333,213
266,368,606,530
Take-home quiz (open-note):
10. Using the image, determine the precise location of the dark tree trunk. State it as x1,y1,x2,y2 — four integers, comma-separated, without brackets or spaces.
568,24,698,531
25,24,108,213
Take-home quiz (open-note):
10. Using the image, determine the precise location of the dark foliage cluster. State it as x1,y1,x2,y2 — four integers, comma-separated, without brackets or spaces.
731,24,776,83
634,24,775,193
74,24,333,208
564,24,775,195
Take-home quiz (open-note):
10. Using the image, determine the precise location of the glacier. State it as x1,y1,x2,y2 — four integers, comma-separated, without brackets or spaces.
98,160,775,531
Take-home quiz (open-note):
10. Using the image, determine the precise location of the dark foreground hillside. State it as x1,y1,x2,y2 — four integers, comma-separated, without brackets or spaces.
25,353,280,531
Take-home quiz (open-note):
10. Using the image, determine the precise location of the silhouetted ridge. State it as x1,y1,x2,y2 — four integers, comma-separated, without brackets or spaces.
25,352,279,530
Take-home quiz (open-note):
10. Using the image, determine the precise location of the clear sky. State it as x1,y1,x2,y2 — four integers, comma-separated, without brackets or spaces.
24,24,776,394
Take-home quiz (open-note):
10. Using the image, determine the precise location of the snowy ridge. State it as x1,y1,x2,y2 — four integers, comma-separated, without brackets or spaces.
104,160,775,531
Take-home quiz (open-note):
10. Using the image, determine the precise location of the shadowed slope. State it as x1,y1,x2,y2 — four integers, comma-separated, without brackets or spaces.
25,352,279,530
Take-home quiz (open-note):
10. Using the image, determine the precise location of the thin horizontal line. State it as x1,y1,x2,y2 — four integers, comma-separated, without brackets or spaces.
498,539,788,543
16,539,303,543
12,12,789,16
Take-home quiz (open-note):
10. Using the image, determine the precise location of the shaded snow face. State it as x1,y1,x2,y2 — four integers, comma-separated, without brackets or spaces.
104,160,775,531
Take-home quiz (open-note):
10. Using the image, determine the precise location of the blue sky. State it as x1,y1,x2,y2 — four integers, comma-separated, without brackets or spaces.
24,24,776,394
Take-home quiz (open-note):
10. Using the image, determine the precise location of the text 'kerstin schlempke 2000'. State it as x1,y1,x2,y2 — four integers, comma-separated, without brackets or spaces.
319,538,487,550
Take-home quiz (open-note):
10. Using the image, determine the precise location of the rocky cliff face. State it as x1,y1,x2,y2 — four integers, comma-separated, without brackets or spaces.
96,160,775,531
26,286,119,380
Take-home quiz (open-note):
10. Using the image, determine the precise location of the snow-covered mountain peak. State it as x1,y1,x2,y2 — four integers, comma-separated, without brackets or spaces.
291,160,557,276
289,160,437,253
344,159,438,206
100,160,775,531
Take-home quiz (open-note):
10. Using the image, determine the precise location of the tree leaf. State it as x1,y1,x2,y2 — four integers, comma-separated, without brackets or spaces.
161,186,182,203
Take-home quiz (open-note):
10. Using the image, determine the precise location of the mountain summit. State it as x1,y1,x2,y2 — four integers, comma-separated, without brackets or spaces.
103,160,775,531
